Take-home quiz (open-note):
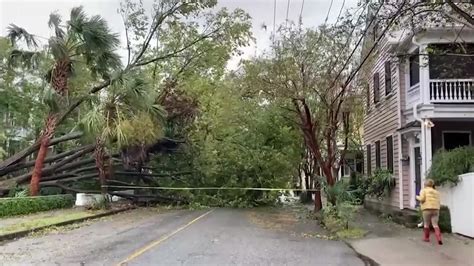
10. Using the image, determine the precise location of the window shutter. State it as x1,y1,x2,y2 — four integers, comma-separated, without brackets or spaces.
366,144,372,176
386,136,393,173
385,61,392,95
373,73,380,103
375,141,381,169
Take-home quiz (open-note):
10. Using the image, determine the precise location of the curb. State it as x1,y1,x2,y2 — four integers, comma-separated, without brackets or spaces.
344,241,380,266
0,206,135,242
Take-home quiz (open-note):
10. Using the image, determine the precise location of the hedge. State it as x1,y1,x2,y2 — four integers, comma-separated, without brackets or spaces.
0,194,74,217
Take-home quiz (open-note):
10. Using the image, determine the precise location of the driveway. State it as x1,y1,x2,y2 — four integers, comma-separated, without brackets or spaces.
0,207,365,265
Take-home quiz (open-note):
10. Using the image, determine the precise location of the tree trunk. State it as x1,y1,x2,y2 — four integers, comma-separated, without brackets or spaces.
0,132,82,175
94,138,108,196
314,189,322,212
30,114,57,196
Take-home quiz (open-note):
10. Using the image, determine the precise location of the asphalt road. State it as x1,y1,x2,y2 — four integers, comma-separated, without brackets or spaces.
0,207,365,266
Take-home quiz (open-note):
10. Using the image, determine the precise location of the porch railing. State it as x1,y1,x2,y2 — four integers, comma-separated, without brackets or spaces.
430,79,474,103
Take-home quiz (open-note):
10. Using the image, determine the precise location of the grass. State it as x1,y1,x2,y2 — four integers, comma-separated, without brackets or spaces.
0,210,106,235
336,227,368,239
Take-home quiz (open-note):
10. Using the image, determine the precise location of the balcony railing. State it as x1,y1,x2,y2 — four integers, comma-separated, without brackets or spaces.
429,79,474,103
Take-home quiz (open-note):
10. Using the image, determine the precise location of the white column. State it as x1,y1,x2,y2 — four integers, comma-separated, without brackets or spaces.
419,44,430,104
398,133,404,209
424,123,433,179
420,122,426,180
408,137,416,209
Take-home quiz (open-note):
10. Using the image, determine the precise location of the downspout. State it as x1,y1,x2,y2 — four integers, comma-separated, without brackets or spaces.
413,103,426,180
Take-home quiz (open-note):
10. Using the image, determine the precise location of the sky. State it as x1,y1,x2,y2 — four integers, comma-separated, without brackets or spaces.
0,0,358,69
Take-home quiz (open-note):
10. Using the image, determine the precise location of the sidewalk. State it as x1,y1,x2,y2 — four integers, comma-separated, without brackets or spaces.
348,208,474,266
0,203,132,241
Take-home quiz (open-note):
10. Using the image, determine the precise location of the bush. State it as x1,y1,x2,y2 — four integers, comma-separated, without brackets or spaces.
439,205,452,233
366,169,396,198
427,147,474,186
348,173,368,204
0,194,74,217
324,180,358,205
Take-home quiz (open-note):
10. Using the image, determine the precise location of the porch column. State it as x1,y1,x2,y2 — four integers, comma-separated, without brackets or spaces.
424,122,433,179
419,44,430,104
408,136,416,208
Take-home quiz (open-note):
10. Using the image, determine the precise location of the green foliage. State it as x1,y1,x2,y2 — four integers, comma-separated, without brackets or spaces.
439,205,452,233
152,79,301,207
427,147,474,186
348,173,368,204
366,169,396,198
335,227,367,239
324,180,356,205
0,194,74,217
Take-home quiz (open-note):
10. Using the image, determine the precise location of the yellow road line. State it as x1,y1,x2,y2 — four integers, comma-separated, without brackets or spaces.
118,209,214,266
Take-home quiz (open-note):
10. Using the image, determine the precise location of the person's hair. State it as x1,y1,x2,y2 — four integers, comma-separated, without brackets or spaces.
425,179,435,188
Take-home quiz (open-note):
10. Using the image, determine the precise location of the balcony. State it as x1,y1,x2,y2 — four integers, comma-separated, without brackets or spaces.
429,79,474,103
406,43,474,108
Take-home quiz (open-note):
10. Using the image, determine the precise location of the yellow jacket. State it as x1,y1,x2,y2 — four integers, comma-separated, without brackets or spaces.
416,187,440,210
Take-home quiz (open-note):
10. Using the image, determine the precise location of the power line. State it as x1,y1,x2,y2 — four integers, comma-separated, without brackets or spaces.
323,0,335,25
273,0,277,42
334,0,346,26
286,0,291,24
299,0,305,22
327,2,384,92
341,1,409,92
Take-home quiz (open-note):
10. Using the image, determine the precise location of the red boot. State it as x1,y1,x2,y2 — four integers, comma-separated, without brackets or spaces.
423,227,430,242
434,227,443,245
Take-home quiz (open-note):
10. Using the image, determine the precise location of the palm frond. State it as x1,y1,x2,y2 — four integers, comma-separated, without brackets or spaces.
68,6,88,33
148,104,167,122
42,86,61,112
48,12,65,39
48,36,70,60
90,50,122,78
8,49,42,69
81,15,120,52
7,24,38,48
80,105,106,135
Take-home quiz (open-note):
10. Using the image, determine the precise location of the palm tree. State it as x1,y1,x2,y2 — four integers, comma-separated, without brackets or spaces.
7,7,121,195
81,74,166,194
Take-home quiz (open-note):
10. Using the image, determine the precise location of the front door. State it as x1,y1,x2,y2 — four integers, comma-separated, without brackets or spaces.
414,147,422,206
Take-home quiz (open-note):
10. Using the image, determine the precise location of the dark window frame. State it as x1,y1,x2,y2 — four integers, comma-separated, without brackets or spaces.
409,49,420,87
373,73,380,103
366,84,370,113
385,61,392,95
386,136,394,173
375,140,381,169
366,144,372,176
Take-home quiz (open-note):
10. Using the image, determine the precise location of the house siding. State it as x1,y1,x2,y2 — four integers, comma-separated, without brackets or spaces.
364,38,401,208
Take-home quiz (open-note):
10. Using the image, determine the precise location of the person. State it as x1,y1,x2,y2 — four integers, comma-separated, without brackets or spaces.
416,179,443,245
416,184,436,228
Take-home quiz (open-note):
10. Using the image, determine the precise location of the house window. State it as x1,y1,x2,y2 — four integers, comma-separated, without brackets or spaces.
386,136,394,173
375,140,381,169
373,73,380,103
409,49,420,87
443,132,471,151
428,43,474,79
366,84,370,112
366,144,372,176
385,61,392,95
